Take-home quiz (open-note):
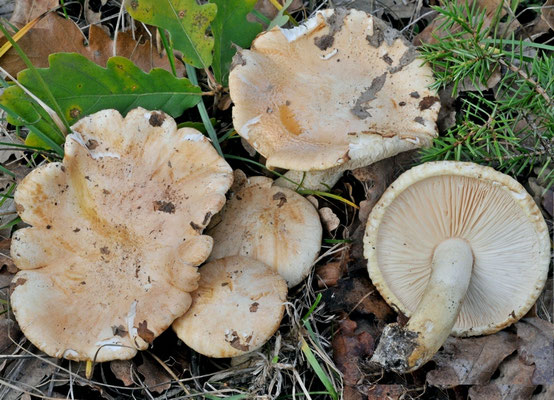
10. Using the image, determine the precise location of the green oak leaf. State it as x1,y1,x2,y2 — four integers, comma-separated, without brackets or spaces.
0,53,202,149
125,0,217,69
210,0,262,86
0,88,65,153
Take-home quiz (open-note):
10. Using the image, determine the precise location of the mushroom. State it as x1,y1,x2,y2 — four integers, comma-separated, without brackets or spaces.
364,161,550,373
207,176,322,287
229,8,440,190
10,108,233,361
172,255,288,358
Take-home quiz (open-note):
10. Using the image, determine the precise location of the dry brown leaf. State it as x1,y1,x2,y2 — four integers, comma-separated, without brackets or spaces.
460,67,502,92
110,360,135,387
0,239,17,273
414,0,507,45
230,169,248,194
1,12,182,76
316,261,346,288
1,357,59,400
366,385,406,400
319,207,340,232
437,85,458,133
0,318,21,353
351,158,395,224
542,0,554,30
137,354,172,394
528,176,553,218
516,318,554,385
323,276,395,321
8,0,58,27
357,200,372,224
0,124,24,164
343,385,364,400
426,331,517,388
332,318,374,386
468,355,536,400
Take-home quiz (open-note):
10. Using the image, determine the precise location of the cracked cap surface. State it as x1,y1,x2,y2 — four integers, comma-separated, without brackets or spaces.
230,8,439,172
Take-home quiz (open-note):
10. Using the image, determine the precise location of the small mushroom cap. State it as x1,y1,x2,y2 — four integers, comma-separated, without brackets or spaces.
10,108,233,361
229,8,439,172
172,256,288,358
207,176,322,287
364,161,550,336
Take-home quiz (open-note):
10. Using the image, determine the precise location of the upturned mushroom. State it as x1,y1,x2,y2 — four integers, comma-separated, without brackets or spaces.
364,161,550,373
229,8,440,190
172,256,288,358
207,176,322,287
10,108,233,361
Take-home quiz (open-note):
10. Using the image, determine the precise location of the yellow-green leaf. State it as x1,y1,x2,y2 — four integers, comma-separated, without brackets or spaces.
125,0,217,69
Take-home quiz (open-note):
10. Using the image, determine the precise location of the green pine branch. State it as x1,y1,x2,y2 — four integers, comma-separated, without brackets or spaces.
419,0,553,187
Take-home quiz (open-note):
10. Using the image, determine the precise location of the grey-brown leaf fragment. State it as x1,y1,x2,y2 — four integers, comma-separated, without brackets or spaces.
427,331,517,388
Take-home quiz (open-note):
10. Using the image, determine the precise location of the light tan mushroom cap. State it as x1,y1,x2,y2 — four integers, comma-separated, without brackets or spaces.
229,8,439,172
172,256,288,358
364,161,550,336
10,108,233,361
207,176,322,287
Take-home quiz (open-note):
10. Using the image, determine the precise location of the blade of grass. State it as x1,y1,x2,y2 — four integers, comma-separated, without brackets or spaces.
323,238,352,244
300,338,338,400
251,9,272,25
158,28,177,77
0,106,64,156
59,0,69,19
481,39,554,52
0,216,20,230
205,395,248,400
302,293,322,322
185,63,223,156
224,154,359,208
0,164,15,177
218,128,237,143
0,182,16,207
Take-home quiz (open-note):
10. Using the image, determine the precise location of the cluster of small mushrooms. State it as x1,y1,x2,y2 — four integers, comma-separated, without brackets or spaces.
9,8,550,376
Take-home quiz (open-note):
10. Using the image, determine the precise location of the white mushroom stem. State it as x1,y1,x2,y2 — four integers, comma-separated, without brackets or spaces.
371,238,473,373
275,168,346,191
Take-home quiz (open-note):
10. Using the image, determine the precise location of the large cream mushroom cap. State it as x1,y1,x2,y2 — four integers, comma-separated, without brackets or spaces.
365,161,550,336
229,8,439,174
172,256,288,358
10,108,233,361
207,176,322,287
